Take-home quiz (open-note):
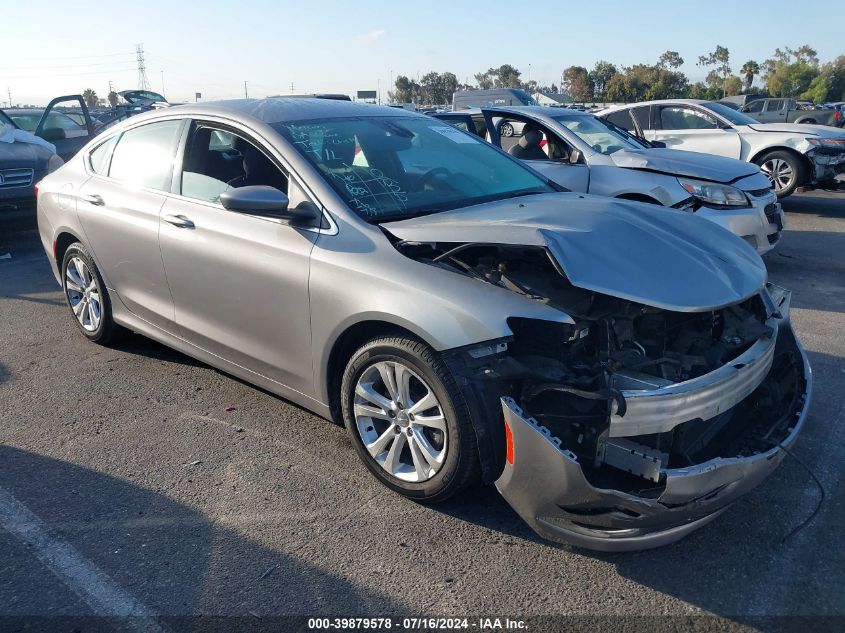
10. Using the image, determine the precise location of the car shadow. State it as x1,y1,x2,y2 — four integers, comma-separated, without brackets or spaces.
765,229,845,314
781,191,845,220
0,445,406,631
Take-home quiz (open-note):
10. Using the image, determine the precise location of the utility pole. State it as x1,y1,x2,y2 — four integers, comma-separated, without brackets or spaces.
244,81,249,99
161,70,165,96
290,82,294,94
7,87,11,108
136,44,149,90
377,78,380,104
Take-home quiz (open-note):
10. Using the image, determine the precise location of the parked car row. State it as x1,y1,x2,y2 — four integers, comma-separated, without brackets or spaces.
599,99,845,197
35,98,811,551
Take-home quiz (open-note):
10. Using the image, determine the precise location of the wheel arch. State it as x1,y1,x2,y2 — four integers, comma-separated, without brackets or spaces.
54,230,83,266
749,146,812,184
323,317,504,483
324,319,430,425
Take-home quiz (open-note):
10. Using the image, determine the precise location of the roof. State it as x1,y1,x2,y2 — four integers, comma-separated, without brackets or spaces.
599,99,707,113
164,98,414,124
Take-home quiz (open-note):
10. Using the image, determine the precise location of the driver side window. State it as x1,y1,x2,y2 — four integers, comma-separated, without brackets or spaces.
180,122,289,205
659,107,717,130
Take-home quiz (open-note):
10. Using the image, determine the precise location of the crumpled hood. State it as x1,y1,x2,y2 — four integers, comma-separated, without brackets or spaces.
0,137,54,170
610,148,759,183
745,122,845,137
383,193,766,312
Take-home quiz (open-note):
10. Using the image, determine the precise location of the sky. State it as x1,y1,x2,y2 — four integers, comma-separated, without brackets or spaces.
1,0,841,106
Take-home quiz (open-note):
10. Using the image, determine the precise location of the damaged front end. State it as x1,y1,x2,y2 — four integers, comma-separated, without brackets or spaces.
398,239,811,551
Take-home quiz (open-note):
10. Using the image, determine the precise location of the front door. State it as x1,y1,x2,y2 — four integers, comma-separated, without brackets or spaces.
158,121,318,393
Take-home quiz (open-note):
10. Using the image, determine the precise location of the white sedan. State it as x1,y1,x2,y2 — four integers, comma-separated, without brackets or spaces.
598,99,845,197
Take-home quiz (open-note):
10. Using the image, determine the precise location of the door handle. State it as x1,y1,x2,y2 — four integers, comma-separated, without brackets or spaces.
163,214,195,229
79,193,104,206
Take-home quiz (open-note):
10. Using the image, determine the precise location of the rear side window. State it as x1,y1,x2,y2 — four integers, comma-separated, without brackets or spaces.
744,100,764,113
604,110,635,132
108,119,183,190
89,135,119,175
631,106,651,130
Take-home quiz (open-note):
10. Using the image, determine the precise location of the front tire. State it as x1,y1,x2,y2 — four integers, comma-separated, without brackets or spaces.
756,150,805,198
340,335,479,503
500,122,514,137
61,242,119,344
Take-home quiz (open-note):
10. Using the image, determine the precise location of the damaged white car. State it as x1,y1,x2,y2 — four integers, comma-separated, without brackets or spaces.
36,100,811,552
435,106,784,255
598,99,845,197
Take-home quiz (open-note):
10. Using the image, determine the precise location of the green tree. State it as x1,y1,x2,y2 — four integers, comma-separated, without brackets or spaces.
107,90,119,107
724,75,743,97
763,45,821,97
698,45,732,98
419,71,459,105
562,66,594,102
82,88,98,108
392,75,420,103
474,64,523,90
740,60,760,93
589,61,618,102
658,51,684,69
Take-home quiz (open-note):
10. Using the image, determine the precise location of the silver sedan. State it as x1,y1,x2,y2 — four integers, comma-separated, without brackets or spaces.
36,99,811,551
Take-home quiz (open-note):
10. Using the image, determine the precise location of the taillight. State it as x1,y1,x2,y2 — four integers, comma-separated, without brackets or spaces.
504,419,514,465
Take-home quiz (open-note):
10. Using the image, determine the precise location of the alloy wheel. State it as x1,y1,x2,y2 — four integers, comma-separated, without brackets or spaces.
760,158,794,193
65,256,101,332
353,360,447,483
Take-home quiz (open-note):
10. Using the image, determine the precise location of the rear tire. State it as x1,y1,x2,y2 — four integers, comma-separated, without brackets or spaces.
61,242,120,344
755,150,805,198
500,122,514,137
340,335,479,503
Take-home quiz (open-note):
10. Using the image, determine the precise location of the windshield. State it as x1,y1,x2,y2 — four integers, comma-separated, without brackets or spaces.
0,110,13,127
552,114,646,154
6,112,41,132
274,116,554,221
701,102,758,126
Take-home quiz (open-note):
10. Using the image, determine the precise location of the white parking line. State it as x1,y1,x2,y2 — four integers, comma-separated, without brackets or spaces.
0,486,168,633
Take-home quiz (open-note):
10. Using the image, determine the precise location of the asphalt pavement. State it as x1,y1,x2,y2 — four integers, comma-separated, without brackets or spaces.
1,191,843,632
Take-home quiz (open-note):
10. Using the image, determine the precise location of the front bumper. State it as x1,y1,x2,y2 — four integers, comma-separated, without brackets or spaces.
495,288,811,552
809,148,845,183
695,193,783,255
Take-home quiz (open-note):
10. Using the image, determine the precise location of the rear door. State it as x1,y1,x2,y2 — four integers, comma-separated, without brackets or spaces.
35,96,96,161
157,120,318,393
652,104,742,159
75,118,185,332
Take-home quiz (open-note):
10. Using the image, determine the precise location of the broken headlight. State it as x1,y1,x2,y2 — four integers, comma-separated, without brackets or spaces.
678,178,750,209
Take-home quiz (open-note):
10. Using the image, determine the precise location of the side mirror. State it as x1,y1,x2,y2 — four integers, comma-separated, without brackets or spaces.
649,140,666,148
569,149,583,165
220,185,315,223
39,127,66,142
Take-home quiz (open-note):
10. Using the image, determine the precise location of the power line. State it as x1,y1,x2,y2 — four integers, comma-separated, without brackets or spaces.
0,59,136,71
0,68,136,79
2,51,136,62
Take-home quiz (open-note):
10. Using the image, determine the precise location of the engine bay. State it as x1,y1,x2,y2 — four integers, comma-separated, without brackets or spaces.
398,240,806,491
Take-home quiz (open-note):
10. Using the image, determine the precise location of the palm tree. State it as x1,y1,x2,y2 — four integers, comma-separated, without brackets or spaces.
82,88,98,108
741,61,760,93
